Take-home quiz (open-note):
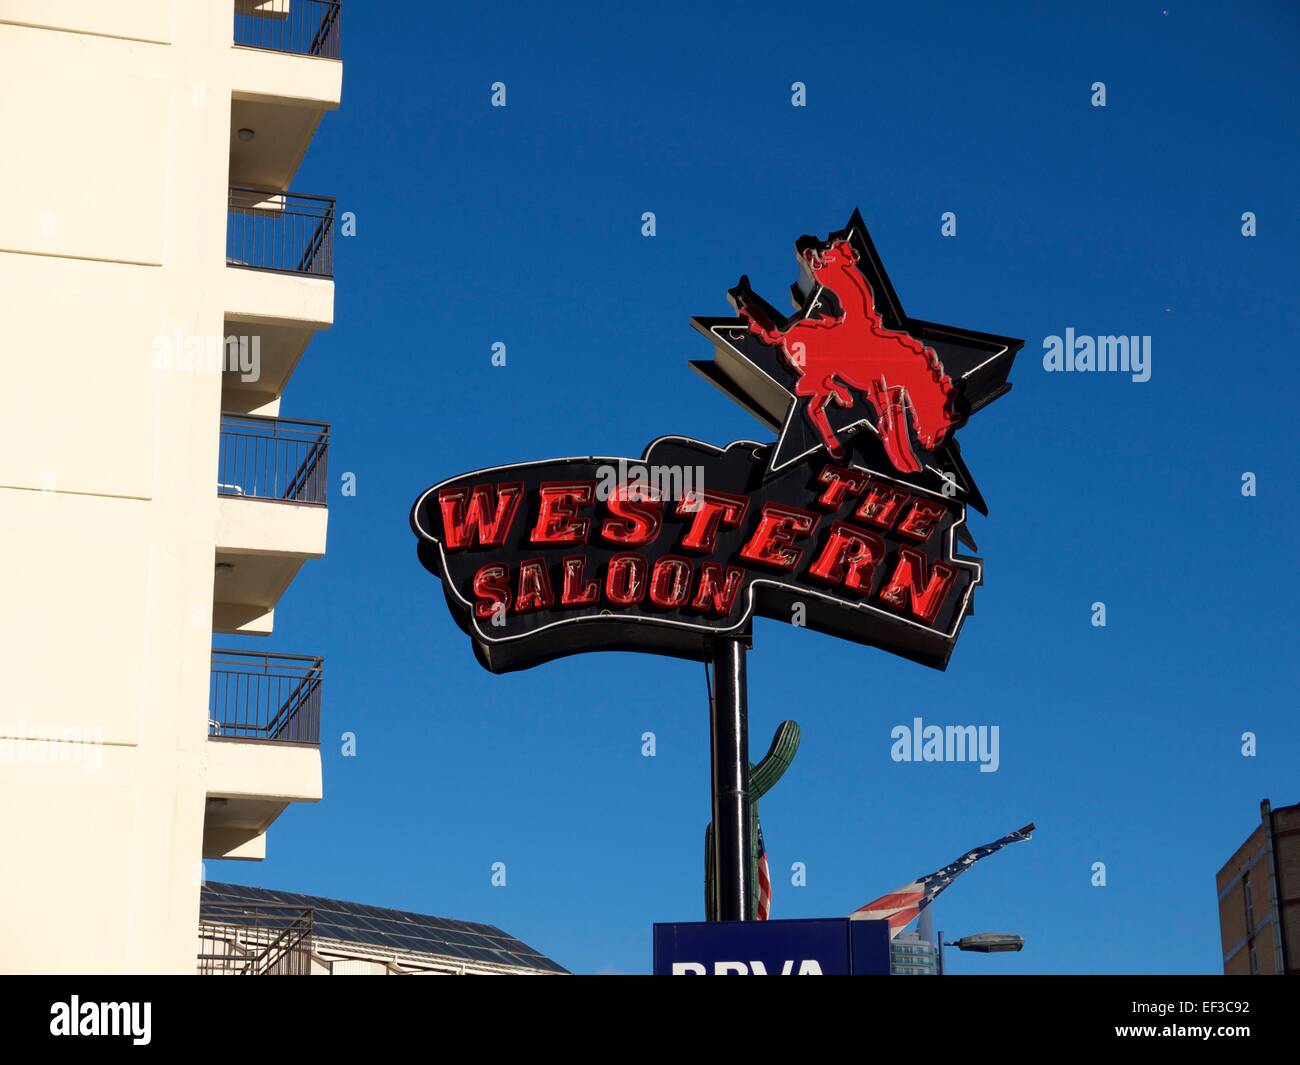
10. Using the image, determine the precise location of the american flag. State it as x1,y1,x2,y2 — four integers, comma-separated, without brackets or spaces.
755,821,771,920
848,822,1034,937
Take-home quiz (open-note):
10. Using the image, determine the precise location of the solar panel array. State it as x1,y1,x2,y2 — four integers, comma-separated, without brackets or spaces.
201,881,567,974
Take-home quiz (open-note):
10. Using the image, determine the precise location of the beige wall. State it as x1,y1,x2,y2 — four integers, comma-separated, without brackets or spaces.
0,1,281,974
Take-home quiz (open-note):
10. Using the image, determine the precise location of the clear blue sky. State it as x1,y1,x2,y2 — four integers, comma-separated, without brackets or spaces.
211,0,1300,974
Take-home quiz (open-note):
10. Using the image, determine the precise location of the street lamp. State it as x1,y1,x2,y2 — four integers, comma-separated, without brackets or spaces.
948,933,1024,953
937,931,1024,973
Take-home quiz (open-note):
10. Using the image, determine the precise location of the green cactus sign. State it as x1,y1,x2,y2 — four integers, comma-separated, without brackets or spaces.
705,721,800,920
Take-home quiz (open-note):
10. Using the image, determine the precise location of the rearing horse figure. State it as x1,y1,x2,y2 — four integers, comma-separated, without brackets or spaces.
729,239,958,474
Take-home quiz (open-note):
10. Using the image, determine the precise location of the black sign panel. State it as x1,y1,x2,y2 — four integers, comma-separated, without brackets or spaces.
412,433,979,672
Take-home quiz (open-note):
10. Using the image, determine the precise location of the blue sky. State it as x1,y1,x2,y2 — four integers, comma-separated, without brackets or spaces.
211,1,1300,974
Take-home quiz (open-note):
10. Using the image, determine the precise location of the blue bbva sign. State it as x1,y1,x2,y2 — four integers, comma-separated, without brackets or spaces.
653,918,891,975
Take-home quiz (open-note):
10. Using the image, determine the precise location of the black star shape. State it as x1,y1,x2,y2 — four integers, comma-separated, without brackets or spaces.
690,209,1022,516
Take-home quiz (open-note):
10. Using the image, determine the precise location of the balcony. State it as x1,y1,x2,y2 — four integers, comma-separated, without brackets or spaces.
230,4,343,193
224,189,335,386
198,897,315,975
228,187,335,278
209,649,323,745
218,414,329,505
214,415,329,635
203,650,325,862
234,1,342,60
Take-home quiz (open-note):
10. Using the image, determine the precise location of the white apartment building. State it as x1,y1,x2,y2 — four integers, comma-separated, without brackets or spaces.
0,0,343,973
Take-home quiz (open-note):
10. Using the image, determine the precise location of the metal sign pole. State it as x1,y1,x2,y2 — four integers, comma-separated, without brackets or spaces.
709,637,752,921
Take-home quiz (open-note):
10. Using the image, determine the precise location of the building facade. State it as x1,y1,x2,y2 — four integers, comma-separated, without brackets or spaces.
1216,798,1299,975
0,0,342,973
889,931,940,975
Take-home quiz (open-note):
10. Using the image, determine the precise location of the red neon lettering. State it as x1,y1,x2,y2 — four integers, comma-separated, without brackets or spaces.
439,483,523,550
601,492,664,546
530,482,594,545
690,563,745,616
815,465,870,509
854,485,910,529
807,522,885,593
739,503,820,570
606,553,648,605
878,547,957,624
560,555,599,606
896,499,948,542
649,556,693,608
676,490,750,553
515,558,555,612
472,563,512,620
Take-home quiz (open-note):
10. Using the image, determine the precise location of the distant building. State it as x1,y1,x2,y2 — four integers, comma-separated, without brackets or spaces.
890,931,939,976
199,882,567,975
1216,799,1298,975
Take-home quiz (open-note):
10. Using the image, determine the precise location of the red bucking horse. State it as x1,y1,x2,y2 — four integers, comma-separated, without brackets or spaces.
729,239,958,474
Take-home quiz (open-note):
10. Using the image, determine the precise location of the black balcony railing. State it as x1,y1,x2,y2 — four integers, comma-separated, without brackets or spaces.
233,0,341,59
210,650,323,745
227,187,335,277
218,414,330,505
199,901,314,975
